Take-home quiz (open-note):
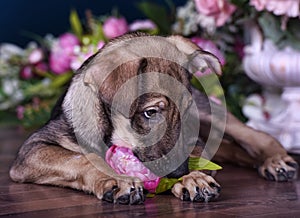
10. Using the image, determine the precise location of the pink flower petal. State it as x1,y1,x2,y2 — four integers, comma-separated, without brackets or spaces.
106,145,160,193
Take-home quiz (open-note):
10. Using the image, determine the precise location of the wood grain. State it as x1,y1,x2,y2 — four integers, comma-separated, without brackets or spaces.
1,126,300,217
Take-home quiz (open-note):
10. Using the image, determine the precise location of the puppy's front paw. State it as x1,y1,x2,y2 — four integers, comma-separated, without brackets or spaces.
95,176,145,204
171,171,221,202
259,154,298,182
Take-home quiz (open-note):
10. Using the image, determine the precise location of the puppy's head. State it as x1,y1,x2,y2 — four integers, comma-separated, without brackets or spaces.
70,33,221,178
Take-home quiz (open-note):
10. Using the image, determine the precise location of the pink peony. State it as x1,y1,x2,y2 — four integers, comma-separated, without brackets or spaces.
105,145,160,193
103,17,129,39
194,0,236,26
250,0,300,17
49,33,80,74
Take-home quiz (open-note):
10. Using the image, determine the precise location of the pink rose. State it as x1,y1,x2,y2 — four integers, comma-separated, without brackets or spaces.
129,20,157,31
49,33,80,74
194,0,236,26
106,145,160,193
103,17,129,39
250,0,300,17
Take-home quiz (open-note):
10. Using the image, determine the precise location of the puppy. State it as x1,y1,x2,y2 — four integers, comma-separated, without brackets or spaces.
9,33,298,204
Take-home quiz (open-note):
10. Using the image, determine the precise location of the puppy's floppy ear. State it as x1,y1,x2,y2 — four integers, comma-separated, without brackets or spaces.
167,35,222,76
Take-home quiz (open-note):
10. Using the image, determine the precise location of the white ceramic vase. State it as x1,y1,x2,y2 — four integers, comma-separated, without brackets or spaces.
243,24,300,153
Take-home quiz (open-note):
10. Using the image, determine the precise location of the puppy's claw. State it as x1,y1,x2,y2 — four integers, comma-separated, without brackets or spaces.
287,161,299,170
264,169,275,181
259,155,298,182
115,186,144,205
102,186,119,203
172,171,220,202
182,188,190,201
98,177,145,204
129,188,145,205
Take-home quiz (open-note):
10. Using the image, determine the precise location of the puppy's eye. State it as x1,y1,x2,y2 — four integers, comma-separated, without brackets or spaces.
143,108,158,119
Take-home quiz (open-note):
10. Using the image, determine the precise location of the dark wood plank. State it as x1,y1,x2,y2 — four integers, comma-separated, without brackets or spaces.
1,126,300,217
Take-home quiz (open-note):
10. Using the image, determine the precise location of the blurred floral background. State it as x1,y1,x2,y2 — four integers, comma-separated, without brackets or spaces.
1,0,299,129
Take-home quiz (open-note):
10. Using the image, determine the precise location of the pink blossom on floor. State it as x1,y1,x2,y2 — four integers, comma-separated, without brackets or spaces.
103,17,129,39
106,145,160,193
194,0,236,26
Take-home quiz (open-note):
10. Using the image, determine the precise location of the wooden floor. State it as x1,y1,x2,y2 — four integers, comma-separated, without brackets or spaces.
1,126,300,217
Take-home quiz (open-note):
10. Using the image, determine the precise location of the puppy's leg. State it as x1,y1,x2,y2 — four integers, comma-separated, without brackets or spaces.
9,142,145,204
219,113,298,181
192,87,298,181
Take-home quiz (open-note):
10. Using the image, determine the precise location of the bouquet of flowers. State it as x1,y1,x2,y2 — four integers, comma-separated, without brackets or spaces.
1,0,299,128
0,9,158,128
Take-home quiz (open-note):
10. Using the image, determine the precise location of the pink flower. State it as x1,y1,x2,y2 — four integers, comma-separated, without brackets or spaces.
250,0,300,17
70,41,105,71
28,48,44,64
194,0,236,26
35,62,48,72
49,33,80,74
129,20,157,31
59,33,80,48
191,37,225,76
16,105,25,120
103,17,129,39
97,41,105,50
20,66,33,79
192,37,225,65
106,145,160,193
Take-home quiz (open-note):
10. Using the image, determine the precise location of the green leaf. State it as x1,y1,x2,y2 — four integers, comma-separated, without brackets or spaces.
155,178,179,194
258,12,285,44
137,1,172,34
49,72,73,89
70,9,83,39
92,23,108,43
189,157,222,171
150,158,221,195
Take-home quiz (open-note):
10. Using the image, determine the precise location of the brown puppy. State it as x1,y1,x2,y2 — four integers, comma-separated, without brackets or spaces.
9,33,298,204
